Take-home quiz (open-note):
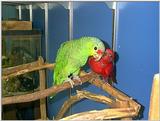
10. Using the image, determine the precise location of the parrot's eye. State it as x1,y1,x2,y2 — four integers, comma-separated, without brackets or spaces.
94,47,97,50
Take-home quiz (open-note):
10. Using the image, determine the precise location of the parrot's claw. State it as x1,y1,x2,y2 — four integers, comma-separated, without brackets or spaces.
69,80,74,88
64,78,74,88
73,75,82,85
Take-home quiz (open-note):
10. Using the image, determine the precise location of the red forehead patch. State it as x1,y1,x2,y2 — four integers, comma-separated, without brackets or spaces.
97,49,103,55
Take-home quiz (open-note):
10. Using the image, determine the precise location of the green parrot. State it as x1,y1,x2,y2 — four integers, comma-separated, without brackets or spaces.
50,36,105,99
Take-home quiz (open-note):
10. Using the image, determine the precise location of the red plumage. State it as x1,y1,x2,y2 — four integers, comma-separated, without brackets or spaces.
88,49,116,84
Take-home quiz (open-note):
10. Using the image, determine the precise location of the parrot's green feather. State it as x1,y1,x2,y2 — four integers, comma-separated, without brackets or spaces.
54,39,88,85
50,37,105,99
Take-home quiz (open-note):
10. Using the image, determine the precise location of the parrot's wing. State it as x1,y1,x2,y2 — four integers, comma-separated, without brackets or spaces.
54,61,80,85
54,40,80,85
55,41,68,63
54,39,90,85
54,42,69,84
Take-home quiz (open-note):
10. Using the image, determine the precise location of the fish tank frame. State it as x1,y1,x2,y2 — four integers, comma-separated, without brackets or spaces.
2,29,41,97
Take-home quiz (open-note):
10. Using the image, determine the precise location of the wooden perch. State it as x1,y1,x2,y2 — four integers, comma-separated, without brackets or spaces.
56,78,141,120
38,57,47,120
56,90,85,120
2,62,54,80
89,78,141,115
77,90,114,105
56,90,115,120
80,71,140,112
2,60,39,75
2,72,98,105
61,108,136,120
2,57,141,120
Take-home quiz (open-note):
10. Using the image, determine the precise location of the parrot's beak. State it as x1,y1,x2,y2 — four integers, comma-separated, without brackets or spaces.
94,55,102,61
93,50,104,61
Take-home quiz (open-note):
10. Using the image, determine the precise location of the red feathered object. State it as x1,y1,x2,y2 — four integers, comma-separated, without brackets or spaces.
88,49,117,85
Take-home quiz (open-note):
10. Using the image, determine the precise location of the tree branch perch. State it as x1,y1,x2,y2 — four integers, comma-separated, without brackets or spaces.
2,57,141,120
61,108,136,120
2,72,98,105
89,78,141,116
56,90,115,120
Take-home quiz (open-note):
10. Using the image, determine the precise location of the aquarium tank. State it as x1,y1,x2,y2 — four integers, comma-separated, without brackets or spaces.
2,30,41,97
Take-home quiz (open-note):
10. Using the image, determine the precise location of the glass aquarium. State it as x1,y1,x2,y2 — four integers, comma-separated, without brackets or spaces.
2,30,41,97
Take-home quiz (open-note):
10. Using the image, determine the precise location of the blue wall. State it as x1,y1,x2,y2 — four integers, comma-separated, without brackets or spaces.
73,2,113,47
116,2,159,119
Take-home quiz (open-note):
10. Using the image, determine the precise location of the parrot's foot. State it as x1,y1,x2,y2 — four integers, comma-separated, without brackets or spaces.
69,79,74,88
73,75,82,85
64,78,75,88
